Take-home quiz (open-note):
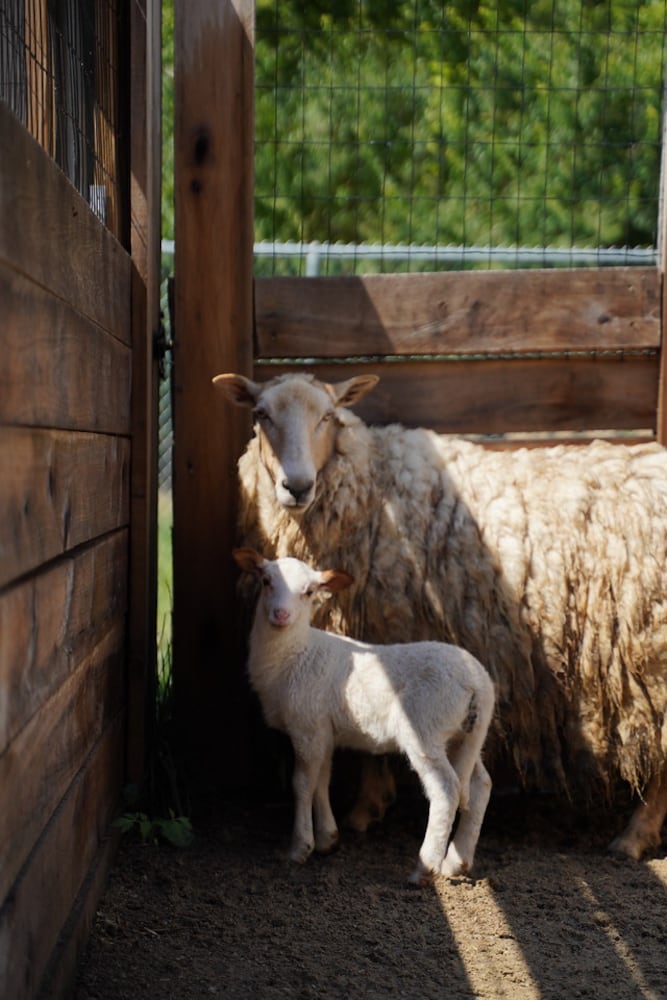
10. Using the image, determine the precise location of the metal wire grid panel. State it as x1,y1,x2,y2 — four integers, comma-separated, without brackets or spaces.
254,0,667,276
0,0,123,237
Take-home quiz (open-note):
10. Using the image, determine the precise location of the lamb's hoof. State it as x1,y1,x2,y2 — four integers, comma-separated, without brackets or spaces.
407,863,434,888
440,846,470,879
315,831,340,855
288,842,314,864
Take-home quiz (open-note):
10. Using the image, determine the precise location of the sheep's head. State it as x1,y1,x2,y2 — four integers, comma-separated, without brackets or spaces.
214,372,378,513
232,548,354,628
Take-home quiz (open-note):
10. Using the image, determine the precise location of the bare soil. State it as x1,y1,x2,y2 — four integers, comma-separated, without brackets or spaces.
73,786,667,1000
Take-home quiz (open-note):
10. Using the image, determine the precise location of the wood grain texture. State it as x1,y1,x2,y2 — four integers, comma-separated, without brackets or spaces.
255,356,658,436
37,824,119,1000
172,0,254,781
0,624,125,904
0,531,128,755
0,101,131,344
0,265,131,433
126,0,161,784
255,268,660,359
0,428,130,589
0,716,123,1000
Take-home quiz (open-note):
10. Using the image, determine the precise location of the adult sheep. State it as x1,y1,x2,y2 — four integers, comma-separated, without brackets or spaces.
214,370,667,860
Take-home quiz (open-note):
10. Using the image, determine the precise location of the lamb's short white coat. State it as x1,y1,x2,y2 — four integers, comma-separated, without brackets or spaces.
234,547,495,885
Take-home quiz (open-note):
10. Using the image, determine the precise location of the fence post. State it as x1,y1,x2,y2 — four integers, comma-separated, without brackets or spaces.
126,0,162,784
657,96,667,445
172,0,254,786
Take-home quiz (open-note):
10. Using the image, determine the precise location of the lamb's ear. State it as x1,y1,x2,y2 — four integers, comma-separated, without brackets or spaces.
318,570,355,593
232,547,266,575
213,373,261,407
327,375,379,409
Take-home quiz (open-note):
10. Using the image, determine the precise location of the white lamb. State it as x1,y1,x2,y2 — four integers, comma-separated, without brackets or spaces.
233,547,495,886
216,370,667,861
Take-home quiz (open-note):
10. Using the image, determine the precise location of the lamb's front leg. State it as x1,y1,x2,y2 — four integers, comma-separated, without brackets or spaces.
313,749,339,854
289,749,322,863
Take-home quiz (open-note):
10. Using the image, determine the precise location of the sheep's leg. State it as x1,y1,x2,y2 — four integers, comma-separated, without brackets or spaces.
313,751,340,854
608,769,667,860
406,750,460,887
289,749,322,864
441,758,492,878
346,754,397,832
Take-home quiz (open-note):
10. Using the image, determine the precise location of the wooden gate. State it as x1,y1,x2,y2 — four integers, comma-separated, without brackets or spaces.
0,3,160,995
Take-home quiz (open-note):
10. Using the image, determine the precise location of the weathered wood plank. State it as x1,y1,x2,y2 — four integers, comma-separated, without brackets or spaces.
0,624,125,905
0,716,124,1000
126,0,161,784
37,822,119,1000
0,531,128,756
0,101,131,344
172,0,254,782
255,357,658,436
0,429,130,589
0,264,131,433
255,268,661,359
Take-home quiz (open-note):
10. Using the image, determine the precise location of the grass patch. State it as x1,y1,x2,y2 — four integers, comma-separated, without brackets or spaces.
114,488,193,848
157,490,173,668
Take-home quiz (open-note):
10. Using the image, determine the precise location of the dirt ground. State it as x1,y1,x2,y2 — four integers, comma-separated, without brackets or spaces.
73,782,667,1000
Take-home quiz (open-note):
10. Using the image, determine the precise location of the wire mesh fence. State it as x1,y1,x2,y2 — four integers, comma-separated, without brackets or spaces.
0,0,124,237
158,259,173,492
254,0,667,276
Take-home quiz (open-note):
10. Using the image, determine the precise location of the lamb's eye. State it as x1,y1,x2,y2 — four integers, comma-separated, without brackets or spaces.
261,576,271,588
318,411,333,427
304,586,315,598
255,408,273,426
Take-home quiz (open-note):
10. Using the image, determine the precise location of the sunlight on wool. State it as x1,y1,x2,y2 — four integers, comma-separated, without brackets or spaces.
435,881,540,999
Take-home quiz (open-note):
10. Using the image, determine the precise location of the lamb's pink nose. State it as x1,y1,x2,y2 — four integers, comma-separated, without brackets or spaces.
271,608,291,627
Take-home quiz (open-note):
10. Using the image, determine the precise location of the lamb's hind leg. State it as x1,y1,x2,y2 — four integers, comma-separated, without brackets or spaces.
608,769,667,860
313,750,339,854
441,758,492,877
406,749,460,887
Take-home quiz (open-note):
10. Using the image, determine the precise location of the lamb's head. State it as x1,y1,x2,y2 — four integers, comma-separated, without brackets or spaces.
232,548,354,628
213,372,379,513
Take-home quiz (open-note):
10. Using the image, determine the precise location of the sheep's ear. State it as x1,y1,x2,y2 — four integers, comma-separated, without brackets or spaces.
318,570,355,593
232,547,265,574
213,373,261,407
327,375,379,409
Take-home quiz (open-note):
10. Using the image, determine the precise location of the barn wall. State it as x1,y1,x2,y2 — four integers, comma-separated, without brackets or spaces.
0,1,159,995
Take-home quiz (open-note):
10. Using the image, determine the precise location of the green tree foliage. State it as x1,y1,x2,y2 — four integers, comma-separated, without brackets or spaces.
254,0,666,258
162,2,666,259
162,0,174,240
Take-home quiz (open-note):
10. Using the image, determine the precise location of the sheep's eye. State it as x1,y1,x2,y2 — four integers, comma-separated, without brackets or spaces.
318,411,334,427
304,586,315,598
255,408,273,426
261,576,271,588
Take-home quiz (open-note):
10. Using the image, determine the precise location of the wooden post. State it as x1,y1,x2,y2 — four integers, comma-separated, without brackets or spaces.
657,96,667,444
172,0,254,785
126,0,161,783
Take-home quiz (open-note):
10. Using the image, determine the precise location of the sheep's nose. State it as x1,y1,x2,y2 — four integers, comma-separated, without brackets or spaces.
283,477,314,505
271,608,290,627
